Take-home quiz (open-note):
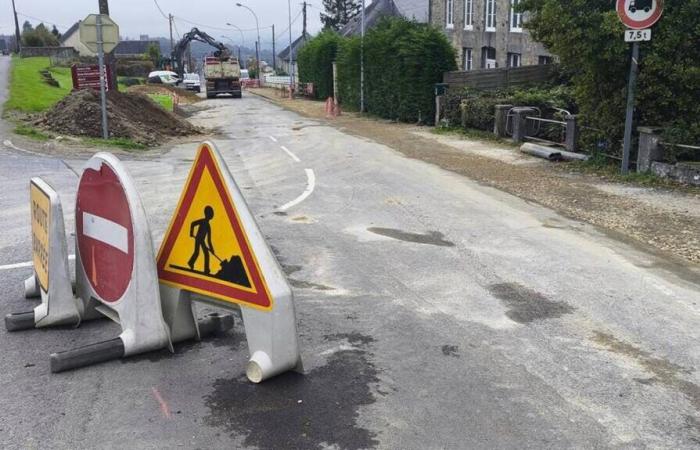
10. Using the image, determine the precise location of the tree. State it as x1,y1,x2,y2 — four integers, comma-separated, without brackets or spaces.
146,43,161,66
21,22,59,47
51,25,60,40
320,0,361,31
520,0,700,145
22,20,33,33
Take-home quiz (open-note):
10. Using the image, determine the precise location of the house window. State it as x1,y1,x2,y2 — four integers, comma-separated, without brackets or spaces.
485,0,497,31
538,55,552,65
462,48,473,71
508,52,522,68
482,46,497,68
510,0,523,31
464,0,473,30
446,0,454,28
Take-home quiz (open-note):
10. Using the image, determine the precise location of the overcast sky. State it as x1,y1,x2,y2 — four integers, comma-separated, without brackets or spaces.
1,0,325,49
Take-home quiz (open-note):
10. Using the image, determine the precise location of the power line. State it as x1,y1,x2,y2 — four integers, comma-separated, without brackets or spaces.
16,12,68,29
274,10,302,43
152,0,169,20
174,15,272,32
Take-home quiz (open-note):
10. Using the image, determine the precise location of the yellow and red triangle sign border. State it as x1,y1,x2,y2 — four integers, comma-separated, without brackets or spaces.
157,143,273,311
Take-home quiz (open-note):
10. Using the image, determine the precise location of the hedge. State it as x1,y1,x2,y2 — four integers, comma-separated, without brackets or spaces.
297,31,342,100
298,18,456,124
339,18,456,123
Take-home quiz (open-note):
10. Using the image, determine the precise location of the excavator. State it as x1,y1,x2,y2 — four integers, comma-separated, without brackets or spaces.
171,28,242,99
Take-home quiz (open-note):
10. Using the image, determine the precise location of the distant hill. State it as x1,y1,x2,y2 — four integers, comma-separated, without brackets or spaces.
154,37,275,70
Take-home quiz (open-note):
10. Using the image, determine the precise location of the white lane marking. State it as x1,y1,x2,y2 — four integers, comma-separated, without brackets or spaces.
280,145,301,163
83,212,129,253
0,255,75,271
278,169,315,211
269,136,278,142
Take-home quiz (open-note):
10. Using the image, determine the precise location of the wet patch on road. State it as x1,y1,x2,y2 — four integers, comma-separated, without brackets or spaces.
592,331,700,411
367,227,455,247
205,333,379,450
489,282,574,323
441,345,460,357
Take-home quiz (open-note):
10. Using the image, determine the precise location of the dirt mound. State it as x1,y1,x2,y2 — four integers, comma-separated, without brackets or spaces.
38,89,201,146
127,84,201,104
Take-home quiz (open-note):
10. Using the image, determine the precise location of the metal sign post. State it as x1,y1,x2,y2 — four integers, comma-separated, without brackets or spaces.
96,15,109,140
621,41,639,175
79,14,119,140
616,0,663,174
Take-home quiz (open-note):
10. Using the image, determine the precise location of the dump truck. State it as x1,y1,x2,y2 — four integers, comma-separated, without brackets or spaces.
171,27,241,99
203,56,242,99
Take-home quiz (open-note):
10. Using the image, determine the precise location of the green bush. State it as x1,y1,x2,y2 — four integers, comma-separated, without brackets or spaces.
368,18,456,123
443,85,575,131
336,36,361,111
297,31,342,100
521,0,700,150
116,60,154,77
335,18,456,123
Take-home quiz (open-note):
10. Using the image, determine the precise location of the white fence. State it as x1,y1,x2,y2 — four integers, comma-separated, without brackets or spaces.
262,75,291,89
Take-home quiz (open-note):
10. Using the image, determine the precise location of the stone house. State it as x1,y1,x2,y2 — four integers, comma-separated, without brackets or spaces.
429,0,552,70
276,32,311,78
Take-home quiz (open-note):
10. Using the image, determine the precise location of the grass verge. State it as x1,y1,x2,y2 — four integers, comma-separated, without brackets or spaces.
147,93,174,111
4,57,71,113
14,124,50,141
82,137,148,151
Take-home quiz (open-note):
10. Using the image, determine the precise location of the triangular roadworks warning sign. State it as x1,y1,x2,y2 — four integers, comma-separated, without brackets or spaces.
157,143,273,310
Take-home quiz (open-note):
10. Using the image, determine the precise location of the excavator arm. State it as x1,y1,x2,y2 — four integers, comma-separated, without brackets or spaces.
171,28,232,78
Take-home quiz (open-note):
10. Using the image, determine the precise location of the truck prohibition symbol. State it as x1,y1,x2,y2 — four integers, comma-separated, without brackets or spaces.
629,0,653,13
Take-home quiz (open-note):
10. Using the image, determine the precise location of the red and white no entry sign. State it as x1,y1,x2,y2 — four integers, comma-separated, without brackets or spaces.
617,0,663,30
76,162,134,303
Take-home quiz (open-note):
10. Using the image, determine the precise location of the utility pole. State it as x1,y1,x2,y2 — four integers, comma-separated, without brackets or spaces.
360,0,365,113
98,0,109,14
272,24,276,71
169,14,174,64
288,0,294,92
11,0,21,53
302,1,307,40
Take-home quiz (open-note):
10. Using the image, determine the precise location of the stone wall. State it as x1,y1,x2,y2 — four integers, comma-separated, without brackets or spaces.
430,0,551,70
20,46,78,59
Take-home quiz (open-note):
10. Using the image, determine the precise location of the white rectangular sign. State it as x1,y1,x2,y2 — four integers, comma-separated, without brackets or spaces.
625,29,651,42
83,212,129,254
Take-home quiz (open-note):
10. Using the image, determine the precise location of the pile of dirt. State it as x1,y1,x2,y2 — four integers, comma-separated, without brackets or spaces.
37,89,201,146
127,84,202,104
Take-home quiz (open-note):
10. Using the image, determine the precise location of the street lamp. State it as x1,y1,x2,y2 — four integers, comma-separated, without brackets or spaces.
235,3,260,80
225,23,246,47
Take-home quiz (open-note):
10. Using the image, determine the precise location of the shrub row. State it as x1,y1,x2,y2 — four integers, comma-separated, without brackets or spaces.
298,18,457,124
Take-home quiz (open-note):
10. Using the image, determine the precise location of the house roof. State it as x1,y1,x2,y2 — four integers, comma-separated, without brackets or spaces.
59,21,81,44
339,0,428,37
114,40,160,55
277,32,312,61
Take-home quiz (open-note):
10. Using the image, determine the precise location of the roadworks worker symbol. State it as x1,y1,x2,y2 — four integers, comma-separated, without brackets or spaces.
157,143,273,310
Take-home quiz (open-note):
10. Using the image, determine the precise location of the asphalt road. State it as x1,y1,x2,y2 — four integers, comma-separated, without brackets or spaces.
1,59,699,449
